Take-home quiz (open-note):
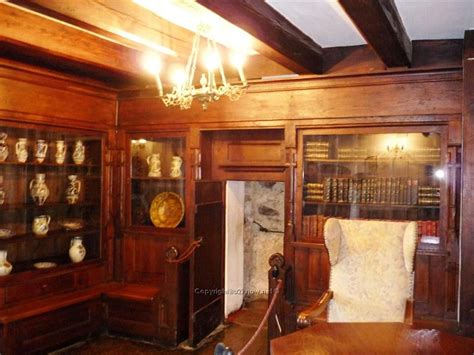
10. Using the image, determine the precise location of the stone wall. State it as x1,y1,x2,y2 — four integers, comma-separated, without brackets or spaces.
243,181,284,301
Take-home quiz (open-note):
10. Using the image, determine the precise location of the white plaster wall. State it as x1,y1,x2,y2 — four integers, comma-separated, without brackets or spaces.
224,181,245,317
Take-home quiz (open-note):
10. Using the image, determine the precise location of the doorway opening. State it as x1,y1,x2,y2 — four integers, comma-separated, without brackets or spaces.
224,181,285,317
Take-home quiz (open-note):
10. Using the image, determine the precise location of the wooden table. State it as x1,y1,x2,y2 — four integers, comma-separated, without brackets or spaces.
270,323,474,354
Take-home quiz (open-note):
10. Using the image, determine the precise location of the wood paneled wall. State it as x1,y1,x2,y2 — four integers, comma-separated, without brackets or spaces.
119,70,461,130
0,59,117,129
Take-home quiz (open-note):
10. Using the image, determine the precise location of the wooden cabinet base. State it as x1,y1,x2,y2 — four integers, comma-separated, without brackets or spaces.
1,299,103,355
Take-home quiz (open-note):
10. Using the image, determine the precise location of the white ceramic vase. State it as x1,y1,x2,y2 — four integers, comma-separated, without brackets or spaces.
0,250,12,276
55,140,67,164
72,140,85,165
15,138,28,163
170,156,183,178
0,133,8,162
32,215,51,236
146,153,162,177
35,139,48,163
30,173,50,206
69,236,86,263
66,175,81,204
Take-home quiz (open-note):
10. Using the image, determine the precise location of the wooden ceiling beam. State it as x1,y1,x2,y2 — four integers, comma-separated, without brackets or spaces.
196,0,323,74
0,2,145,78
338,0,412,68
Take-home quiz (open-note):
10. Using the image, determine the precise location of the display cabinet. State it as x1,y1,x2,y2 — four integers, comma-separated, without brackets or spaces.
297,127,447,249
0,124,104,276
127,135,186,231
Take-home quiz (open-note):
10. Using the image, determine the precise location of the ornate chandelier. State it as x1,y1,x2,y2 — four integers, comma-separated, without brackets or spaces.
154,25,248,110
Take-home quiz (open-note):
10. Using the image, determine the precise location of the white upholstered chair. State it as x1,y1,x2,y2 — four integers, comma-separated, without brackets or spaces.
298,218,418,327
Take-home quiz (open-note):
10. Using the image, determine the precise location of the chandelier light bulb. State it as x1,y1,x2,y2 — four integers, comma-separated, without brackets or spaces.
142,52,161,75
204,50,220,71
172,69,186,87
230,52,247,69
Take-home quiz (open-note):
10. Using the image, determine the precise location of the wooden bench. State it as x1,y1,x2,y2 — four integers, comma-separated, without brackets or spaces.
103,282,161,339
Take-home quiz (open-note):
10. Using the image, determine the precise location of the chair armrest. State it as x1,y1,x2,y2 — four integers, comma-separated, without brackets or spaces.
404,298,414,325
297,290,333,328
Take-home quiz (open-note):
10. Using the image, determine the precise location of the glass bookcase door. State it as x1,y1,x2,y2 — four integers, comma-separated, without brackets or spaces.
299,131,444,246
0,125,103,274
130,136,186,229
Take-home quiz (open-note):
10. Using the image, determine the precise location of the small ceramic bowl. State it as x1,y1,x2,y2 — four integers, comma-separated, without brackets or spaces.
0,229,13,239
33,262,57,269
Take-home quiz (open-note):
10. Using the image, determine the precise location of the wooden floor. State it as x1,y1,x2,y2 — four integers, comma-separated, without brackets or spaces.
53,300,268,354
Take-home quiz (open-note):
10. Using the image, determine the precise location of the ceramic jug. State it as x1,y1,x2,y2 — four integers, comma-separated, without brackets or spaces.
15,138,28,163
146,153,162,177
35,139,48,163
66,175,81,204
30,173,50,206
0,250,12,276
69,236,86,263
0,133,8,162
55,140,67,164
72,140,85,165
32,215,51,236
170,156,183,178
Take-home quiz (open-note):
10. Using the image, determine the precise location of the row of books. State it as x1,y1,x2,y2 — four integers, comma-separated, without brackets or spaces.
304,178,440,206
301,215,439,241
304,142,329,159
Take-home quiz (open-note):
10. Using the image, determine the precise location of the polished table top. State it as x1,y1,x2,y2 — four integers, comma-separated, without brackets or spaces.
270,322,474,354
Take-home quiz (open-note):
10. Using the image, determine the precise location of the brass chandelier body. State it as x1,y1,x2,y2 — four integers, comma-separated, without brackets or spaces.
156,27,248,110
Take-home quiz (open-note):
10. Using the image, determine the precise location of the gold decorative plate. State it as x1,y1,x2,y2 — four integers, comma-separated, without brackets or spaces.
149,192,184,228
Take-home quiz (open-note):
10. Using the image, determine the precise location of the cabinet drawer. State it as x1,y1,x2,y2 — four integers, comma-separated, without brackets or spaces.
5,273,75,304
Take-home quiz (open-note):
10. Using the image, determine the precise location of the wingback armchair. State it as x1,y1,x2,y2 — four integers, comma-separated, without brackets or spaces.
298,218,418,327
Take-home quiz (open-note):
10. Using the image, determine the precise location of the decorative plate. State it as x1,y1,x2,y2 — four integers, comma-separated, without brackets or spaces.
60,220,83,230
0,229,13,239
34,262,57,269
149,192,184,228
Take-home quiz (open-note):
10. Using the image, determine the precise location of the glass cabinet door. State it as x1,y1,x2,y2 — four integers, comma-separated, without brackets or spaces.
0,125,103,274
298,130,445,247
129,136,186,229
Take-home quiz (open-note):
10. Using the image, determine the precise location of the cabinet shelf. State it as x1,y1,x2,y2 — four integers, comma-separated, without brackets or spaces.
0,225,99,244
0,161,100,168
0,202,99,210
304,158,439,164
8,255,100,275
131,176,185,181
303,201,440,209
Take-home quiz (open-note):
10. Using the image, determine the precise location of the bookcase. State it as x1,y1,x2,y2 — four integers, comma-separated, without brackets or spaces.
296,127,446,249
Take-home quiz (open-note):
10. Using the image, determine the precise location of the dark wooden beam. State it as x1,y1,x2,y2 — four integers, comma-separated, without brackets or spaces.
0,2,145,78
338,0,412,68
196,0,323,74
460,29,474,336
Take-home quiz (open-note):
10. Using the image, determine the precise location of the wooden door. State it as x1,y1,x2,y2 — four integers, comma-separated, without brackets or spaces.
189,180,224,346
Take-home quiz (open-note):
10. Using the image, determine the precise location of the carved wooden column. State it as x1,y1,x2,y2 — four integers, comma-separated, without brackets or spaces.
460,29,474,335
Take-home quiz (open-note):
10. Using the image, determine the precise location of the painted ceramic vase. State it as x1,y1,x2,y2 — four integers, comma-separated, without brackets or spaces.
29,173,50,206
69,236,86,263
0,250,12,276
170,156,183,178
72,140,85,165
35,139,48,163
146,153,162,177
66,175,81,205
0,133,8,162
32,215,51,236
55,140,67,164
15,138,28,163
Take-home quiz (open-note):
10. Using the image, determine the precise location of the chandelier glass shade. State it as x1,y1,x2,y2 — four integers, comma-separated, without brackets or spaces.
154,26,248,110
